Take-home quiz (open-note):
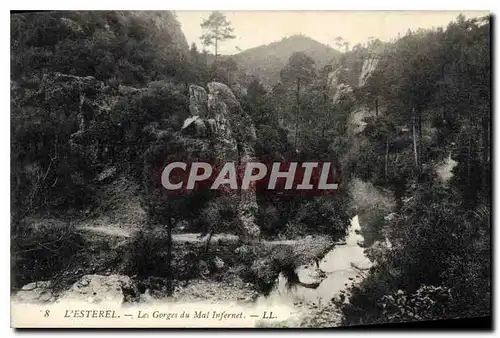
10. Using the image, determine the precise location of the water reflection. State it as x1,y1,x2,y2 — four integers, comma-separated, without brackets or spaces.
259,215,372,308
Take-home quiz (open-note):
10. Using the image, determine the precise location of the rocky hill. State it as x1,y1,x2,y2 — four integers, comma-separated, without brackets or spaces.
232,35,341,86
11,11,189,85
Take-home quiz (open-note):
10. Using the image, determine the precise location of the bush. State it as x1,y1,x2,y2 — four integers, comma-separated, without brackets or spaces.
11,219,85,289
341,183,491,325
200,195,239,235
283,196,351,239
123,228,172,279
11,11,189,85
257,205,280,235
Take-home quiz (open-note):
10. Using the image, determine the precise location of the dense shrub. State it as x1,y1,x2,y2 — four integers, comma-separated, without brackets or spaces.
11,219,86,289
11,11,189,85
283,195,351,239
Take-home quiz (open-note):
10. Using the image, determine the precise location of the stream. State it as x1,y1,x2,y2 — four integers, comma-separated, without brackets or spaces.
11,215,375,328
256,215,372,317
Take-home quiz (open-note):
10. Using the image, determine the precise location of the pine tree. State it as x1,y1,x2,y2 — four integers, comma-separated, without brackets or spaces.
200,11,235,62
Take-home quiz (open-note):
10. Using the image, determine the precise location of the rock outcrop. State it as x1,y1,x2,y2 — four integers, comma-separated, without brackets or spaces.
59,275,139,304
35,72,112,166
332,83,354,105
327,66,342,93
436,154,458,183
13,281,55,303
14,275,139,304
127,11,189,53
182,82,260,241
189,85,209,117
358,57,379,87
348,107,377,135
325,55,379,101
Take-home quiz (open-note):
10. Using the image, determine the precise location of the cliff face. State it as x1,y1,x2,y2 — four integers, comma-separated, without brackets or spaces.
11,10,194,218
11,8,259,240
184,82,260,241
11,11,189,85
321,52,382,178
11,72,116,206
13,72,260,242
126,11,189,52
358,57,379,87
325,55,379,105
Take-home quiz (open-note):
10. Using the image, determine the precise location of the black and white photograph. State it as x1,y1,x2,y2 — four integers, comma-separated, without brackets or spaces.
9,9,491,329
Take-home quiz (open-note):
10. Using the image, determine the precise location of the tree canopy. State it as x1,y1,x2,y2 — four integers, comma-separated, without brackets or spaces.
200,11,235,61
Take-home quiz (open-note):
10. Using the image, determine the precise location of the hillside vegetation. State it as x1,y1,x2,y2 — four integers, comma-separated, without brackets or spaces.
10,11,491,326
232,35,341,86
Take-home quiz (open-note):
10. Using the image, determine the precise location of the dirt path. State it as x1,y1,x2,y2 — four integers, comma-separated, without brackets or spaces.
76,226,240,243
76,225,324,247
77,225,135,238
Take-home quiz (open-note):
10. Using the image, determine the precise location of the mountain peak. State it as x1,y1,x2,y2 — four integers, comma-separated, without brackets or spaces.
283,34,319,41
232,35,340,85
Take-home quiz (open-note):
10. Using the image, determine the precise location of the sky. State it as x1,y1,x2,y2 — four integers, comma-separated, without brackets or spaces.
175,10,489,55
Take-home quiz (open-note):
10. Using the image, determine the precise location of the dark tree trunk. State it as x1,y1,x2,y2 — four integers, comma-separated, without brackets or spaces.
412,107,420,174
385,134,389,180
467,128,472,188
295,77,301,151
481,114,490,192
205,228,215,253
417,106,423,143
166,217,173,296
394,180,405,212
214,34,218,63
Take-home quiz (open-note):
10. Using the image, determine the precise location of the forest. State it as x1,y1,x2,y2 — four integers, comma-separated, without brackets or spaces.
10,11,490,327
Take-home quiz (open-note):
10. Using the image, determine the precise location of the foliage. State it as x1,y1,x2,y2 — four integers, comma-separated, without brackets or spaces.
200,11,235,61
280,51,317,86
124,228,174,278
199,195,240,251
232,35,341,86
11,11,189,86
339,14,491,325
10,11,490,320
378,286,452,323
284,195,351,239
342,183,491,324
11,219,86,289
